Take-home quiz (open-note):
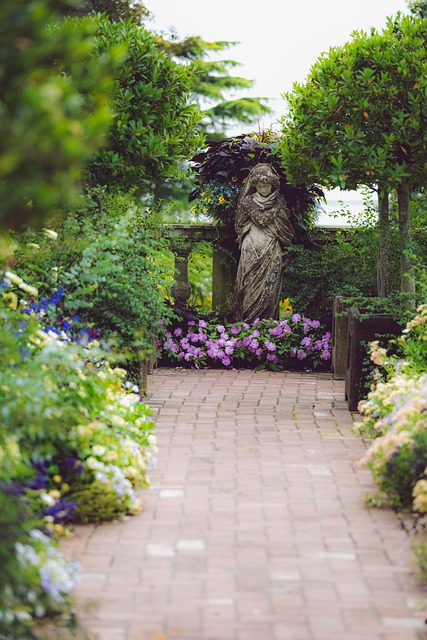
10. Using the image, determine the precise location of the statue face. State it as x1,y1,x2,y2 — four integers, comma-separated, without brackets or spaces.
255,181,272,197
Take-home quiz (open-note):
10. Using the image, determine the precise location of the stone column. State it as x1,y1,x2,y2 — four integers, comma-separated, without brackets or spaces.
171,248,192,304
212,244,237,314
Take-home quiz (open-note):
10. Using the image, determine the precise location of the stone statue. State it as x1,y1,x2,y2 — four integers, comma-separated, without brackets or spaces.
231,163,294,323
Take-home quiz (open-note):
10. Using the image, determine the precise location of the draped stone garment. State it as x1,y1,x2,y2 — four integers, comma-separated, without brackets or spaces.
232,164,294,324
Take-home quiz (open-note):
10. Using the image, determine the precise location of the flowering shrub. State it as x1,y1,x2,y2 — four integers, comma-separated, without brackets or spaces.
3,529,80,624
355,304,427,511
0,271,158,635
158,313,331,371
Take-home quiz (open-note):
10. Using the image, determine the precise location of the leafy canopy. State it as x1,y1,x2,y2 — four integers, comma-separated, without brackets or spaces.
0,0,121,229
279,13,427,194
86,16,203,192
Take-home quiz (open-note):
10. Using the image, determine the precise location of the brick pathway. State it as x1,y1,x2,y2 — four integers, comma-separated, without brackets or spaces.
62,369,427,640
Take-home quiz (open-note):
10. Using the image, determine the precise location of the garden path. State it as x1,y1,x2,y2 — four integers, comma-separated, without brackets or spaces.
62,369,427,640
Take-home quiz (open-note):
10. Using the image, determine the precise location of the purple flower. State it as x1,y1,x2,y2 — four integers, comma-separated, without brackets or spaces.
199,319,207,328
249,339,259,352
216,324,225,334
174,327,182,337
231,325,241,335
266,353,277,362
251,329,260,338
301,337,311,348
321,350,331,361
188,320,195,326
311,320,320,328
292,313,301,323
269,325,283,337
297,349,307,360
158,319,166,327
265,340,276,351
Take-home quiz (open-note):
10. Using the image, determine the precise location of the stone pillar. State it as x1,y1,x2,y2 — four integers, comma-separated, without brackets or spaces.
212,244,236,314
171,248,192,304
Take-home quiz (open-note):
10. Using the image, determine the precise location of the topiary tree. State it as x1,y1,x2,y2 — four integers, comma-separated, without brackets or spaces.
0,0,120,230
279,12,427,303
85,16,203,193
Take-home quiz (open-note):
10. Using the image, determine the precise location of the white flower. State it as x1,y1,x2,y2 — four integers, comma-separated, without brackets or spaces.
91,444,106,457
18,282,38,296
4,270,23,285
86,456,104,471
43,228,58,240
39,492,55,507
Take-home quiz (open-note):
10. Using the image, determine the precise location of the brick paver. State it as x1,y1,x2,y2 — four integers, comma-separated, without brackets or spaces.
62,369,427,640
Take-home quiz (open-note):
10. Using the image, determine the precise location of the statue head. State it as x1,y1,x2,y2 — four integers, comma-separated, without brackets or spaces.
243,163,281,198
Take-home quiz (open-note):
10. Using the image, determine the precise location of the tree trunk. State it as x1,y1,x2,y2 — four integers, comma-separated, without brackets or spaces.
377,183,392,297
397,179,416,308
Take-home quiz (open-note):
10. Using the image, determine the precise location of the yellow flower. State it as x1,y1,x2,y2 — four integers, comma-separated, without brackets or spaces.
218,196,225,204
2,291,18,309
53,474,62,483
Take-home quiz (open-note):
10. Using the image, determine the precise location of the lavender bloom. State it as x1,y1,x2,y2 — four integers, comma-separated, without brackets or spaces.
265,340,277,351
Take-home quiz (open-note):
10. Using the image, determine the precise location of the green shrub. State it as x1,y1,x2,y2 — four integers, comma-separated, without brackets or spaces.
12,190,175,355
86,15,203,192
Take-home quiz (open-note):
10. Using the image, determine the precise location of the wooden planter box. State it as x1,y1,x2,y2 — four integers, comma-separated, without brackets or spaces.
345,306,401,411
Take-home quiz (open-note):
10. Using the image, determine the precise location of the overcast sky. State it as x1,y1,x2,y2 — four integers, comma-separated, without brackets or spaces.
146,0,409,126
145,0,410,222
